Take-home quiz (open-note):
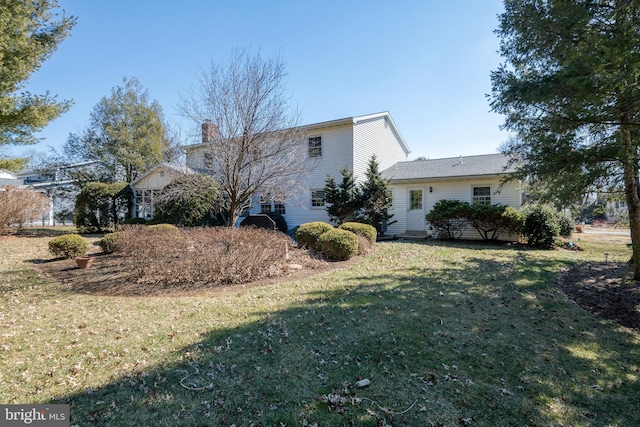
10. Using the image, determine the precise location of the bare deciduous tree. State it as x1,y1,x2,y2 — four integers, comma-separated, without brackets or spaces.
0,186,50,233
179,49,309,226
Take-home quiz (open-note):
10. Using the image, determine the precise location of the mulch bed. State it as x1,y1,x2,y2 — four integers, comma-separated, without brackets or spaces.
35,247,357,297
557,262,640,331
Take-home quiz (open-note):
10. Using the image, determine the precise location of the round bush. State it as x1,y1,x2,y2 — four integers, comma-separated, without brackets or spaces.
147,223,180,233
99,232,120,254
338,222,377,244
522,204,560,249
318,229,358,260
555,213,574,238
296,222,334,249
48,234,89,259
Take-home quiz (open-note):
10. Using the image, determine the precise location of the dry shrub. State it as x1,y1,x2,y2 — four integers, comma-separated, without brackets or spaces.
575,223,584,233
115,225,291,288
0,186,50,233
355,234,373,255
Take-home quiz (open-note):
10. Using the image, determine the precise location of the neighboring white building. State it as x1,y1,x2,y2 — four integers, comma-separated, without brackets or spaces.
129,163,193,219
132,111,523,238
0,169,21,186
3,161,102,226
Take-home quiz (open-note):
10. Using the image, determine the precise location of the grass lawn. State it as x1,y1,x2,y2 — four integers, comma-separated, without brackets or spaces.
1,230,638,426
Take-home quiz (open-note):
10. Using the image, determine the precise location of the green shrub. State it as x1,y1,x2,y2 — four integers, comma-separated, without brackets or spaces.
99,232,120,254
296,222,334,249
425,199,471,239
338,222,377,244
74,182,130,233
48,234,89,259
147,223,180,233
265,212,288,233
154,173,220,226
502,207,525,234
318,229,358,260
522,204,560,249
555,212,574,237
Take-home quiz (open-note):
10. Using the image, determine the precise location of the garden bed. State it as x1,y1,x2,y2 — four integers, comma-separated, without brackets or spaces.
36,244,358,296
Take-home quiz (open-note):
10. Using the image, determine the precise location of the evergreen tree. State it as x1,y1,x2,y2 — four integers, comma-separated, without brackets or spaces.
0,157,29,173
360,155,394,233
0,1,76,146
490,0,640,278
154,174,220,226
324,167,362,224
64,77,167,183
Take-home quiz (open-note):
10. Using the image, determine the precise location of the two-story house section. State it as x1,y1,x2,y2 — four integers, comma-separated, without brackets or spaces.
184,112,410,228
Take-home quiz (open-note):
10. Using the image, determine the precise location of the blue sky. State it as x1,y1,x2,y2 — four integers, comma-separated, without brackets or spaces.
5,0,510,162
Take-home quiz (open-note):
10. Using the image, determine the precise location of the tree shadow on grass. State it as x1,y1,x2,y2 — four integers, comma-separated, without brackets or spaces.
41,241,640,426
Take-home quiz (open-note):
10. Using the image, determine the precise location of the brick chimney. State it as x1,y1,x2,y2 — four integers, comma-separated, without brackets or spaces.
201,121,219,143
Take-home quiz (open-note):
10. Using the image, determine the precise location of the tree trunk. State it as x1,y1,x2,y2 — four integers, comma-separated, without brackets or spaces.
620,125,640,279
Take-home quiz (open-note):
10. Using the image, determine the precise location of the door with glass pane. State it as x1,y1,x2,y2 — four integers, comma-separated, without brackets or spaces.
407,188,425,232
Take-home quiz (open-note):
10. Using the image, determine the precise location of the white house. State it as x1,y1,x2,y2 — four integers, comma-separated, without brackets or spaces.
382,154,522,238
160,112,411,226
129,163,193,219
131,112,522,238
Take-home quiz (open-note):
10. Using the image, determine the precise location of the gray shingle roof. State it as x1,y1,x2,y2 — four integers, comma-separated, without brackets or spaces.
382,153,514,182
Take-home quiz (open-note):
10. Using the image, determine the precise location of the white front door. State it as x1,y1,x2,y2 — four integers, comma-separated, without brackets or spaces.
407,188,425,232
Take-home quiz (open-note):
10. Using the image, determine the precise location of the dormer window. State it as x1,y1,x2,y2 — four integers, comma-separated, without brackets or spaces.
308,136,322,158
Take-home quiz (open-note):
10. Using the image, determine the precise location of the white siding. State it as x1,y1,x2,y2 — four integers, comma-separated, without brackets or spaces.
246,124,353,229
304,124,354,189
185,146,207,171
388,177,522,240
353,115,409,181
132,168,177,190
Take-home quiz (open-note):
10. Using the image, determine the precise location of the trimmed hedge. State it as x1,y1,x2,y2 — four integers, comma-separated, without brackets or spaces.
147,224,180,233
99,232,120,254
338,222,377,245
48,234,89,259
318,229,359,260
296,222,334,249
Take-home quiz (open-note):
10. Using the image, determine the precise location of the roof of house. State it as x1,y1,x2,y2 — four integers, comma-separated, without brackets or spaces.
185,112,411,155
382,153,515,182
129,162,194,187
0,169,16,179
306,112,410,155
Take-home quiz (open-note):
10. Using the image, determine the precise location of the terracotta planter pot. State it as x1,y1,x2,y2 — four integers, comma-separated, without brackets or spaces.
76,256,93,269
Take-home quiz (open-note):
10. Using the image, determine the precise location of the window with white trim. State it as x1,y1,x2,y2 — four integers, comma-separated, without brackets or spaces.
260,199,286,215
308,136,322,158
135,189,157,219
311,189,325,208
472,186,491,205
274,203,286,215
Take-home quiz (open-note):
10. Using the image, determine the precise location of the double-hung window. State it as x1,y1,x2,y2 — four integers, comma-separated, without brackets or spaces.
308,136,322,158
311,190,325,208
472,186,491,205
260,197,286,215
